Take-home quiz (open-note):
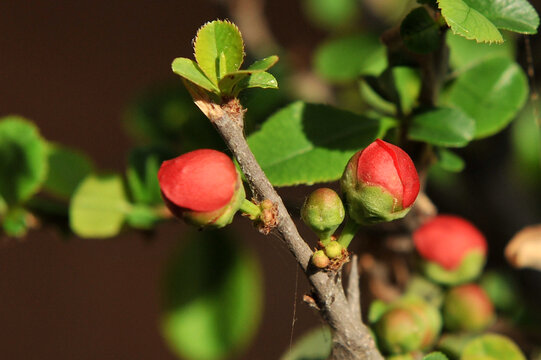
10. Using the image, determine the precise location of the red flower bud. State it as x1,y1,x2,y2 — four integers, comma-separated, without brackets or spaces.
443,284,494,332
341,139,420,224
158,149,245,228
414,215,487,269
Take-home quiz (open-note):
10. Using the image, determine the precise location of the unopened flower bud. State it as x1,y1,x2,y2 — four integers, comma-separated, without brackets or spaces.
312,250,330,268
324,241,343,259
443,284,494,332
413,215,487,285
340,139,420,225
158,149,245,228
301,188,345,240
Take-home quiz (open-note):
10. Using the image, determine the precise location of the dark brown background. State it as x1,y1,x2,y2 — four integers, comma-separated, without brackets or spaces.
2,1,541,360
0,1,324,359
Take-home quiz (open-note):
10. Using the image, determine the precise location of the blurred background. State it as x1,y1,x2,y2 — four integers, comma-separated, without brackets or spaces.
1,1,541,359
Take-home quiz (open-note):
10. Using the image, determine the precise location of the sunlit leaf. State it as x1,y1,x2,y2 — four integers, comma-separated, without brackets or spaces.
280,327,331,360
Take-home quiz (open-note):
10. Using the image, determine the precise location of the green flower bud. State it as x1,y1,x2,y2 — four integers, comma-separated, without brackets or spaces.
301,188,345,240
324,241,343,259
312,250,330,268
375,307,424,354
443,284,495,332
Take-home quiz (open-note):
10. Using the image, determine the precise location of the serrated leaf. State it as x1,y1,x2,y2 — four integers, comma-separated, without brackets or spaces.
171,57,220,93
435,148,465,172
247,55,279,71
247,102,395,186
401,7,441,54
409,107,475,147
447,31,515,71
438,0,539,44
423,352,448,360
235,71,278,95
462,334,526,360
0,116,47,205
43,144,93,199
162,230,262,360
314,34,387,83
69,174,129,238
194,20,245,85
438,0,503,43
281,326,331,360
446,57,528,138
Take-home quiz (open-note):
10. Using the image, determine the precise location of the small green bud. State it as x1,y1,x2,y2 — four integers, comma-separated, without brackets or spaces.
375,308,423,354
312,250,330,268
301,188,345,240
324,241,343,259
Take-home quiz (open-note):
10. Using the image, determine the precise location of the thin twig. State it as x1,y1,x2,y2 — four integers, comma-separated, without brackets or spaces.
186,83,383,360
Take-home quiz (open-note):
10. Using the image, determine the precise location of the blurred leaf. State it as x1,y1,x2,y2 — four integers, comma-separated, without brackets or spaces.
302,0,358,29
0,116,47,205
480,270,521,313
124,84,223,150
423,352,448,360
125,204,162,229
393,67,422,114
511,103,541,183
314,34,387,83
446,57,528,138
162,230,262,360
505,224,541,270
439,0,539,43
69,174,129,238
435,148,465,173
126,146,172,206
437,333,477,359
409,108,475,147
462,334,526,360
247,102,396,186
447,31,515,71
194,20,245,85
2,207,29,237
171,58,220,93
43,144,93,199
280,326,331,360
405,275,444,308
368,299,389,323
401,7,441,54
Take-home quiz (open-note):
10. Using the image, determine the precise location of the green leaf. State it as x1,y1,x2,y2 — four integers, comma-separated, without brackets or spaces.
280,327,331,360
409,107,475,147
125,204,162,229
400,7,442,54
247,55,279,71
462,334,526,360
247,102,395,186
511,103,541,183
447,31,515,71
438,333,477,359
43,144,94,199
126,146,171,206
0,116,47,205
394,67,422,114
236,71,278,93
2,207,30,237
438,0,504,43
438,0,539,44
446,57,528,138
162,230,262,360
171,57,220,93
423,352,448,360
302,0,359,29
194,20,245,85
368,300,389,323
314,34,387,83
435,148,465,172
124,84,223,150
69,174,129,238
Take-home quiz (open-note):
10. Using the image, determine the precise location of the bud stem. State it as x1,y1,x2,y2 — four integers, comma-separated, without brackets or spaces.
239,199,262,220
337,218,361,249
